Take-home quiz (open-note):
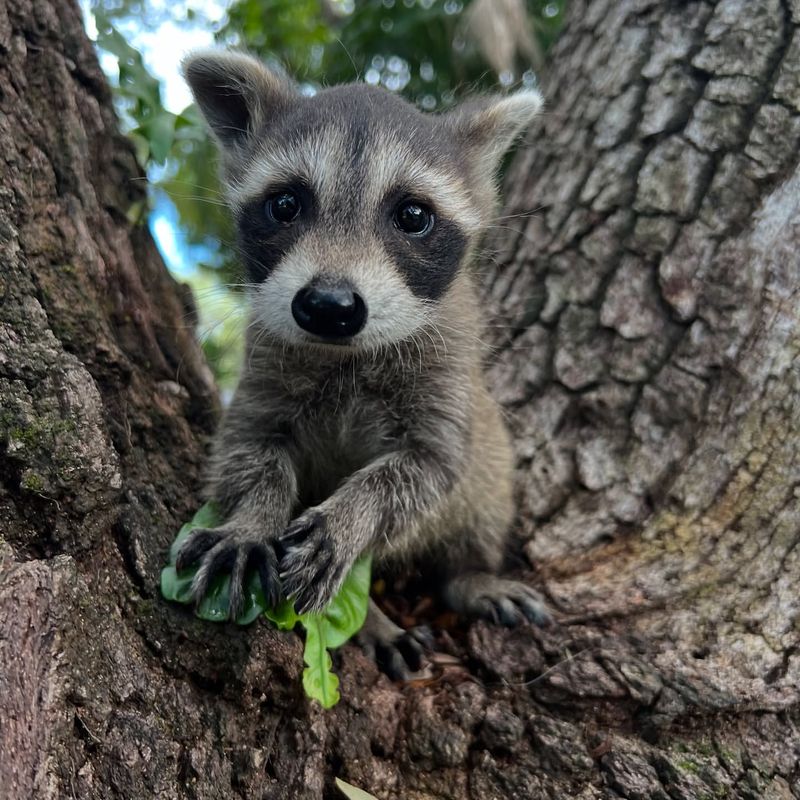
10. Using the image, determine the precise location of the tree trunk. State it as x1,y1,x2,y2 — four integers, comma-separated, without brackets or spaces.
1,0,798,798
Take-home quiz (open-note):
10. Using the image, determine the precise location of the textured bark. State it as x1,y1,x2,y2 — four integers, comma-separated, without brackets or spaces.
1,0,798,799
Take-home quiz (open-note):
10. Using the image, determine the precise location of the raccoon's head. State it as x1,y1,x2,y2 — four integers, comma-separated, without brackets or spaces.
184,50,542,352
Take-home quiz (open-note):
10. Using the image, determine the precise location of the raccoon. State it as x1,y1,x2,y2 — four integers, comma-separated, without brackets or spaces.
176,50,549,677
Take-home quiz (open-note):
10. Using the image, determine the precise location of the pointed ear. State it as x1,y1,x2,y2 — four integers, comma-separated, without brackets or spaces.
451,89,543,175
182,50,295,149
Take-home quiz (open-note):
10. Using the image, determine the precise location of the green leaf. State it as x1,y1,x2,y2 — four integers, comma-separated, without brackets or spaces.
319,555,371,649
335,778,380,800
160,502,373,706
161,501,263,626
263,599,302,631
159,564,193,603
297,556,371,707
138,111,175,163
301,615,340,709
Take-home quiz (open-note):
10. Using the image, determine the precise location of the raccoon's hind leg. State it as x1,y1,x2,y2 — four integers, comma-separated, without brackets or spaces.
438,385,551,627
443,572,551,626
357,599,433,680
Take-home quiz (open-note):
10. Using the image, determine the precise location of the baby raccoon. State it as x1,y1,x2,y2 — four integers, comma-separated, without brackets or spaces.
176,50,549,677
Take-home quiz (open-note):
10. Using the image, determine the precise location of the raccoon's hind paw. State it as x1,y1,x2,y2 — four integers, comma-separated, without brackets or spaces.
175,525,281,620
444,574,552,628
358,600,433,681
278,509,350,614
361,626,433,681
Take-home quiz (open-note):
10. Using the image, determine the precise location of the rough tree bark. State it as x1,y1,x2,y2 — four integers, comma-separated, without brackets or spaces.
1,0,798,798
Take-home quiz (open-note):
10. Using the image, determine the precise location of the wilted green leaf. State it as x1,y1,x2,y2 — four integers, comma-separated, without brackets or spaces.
159,564,193,603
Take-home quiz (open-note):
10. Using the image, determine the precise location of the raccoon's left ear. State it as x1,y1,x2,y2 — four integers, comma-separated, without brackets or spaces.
182,50,296,149
451,89,543,175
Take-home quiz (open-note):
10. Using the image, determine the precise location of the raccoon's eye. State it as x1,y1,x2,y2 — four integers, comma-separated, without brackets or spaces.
394,201,434,236
266,190,301,224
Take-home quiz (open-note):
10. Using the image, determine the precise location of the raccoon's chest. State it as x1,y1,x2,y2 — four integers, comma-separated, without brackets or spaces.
291,372,403,506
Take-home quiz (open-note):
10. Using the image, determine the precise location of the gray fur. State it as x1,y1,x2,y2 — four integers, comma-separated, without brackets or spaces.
178,50,548,663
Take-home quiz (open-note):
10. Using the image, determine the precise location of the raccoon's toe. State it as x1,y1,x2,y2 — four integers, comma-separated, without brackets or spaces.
359,626,431,681
189,538,237,609
175,527,222,572
278,510,347,614
180,527,281,619
444,574,553,628
474,588,552,628
228,540,281,618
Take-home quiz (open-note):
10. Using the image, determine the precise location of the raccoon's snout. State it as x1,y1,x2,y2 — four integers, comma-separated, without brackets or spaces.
291,285,367,340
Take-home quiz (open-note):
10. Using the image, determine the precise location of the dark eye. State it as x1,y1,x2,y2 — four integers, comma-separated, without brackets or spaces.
394,201,434,236
266,190,301,223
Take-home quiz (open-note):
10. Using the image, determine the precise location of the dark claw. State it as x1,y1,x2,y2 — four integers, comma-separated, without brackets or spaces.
191,542,236,604
225,542,282,620
228,553,247,620
376,642,414,681
292,584,322,615
473,597,500,624
279,511,322,547
254,544,281,609
410,624,435,650
374,627,432,680
519,596,552,626
495,597,521,627
298,537,333,579
229,544,269,620
395,634,423,672
290,558,345,615
176,528,222,571
229,542,281,620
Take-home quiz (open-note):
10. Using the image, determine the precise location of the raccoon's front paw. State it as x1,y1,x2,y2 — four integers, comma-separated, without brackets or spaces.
278,509,352,614
175,525,281,620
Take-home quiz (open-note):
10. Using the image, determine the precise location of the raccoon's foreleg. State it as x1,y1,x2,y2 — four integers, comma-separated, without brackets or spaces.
279,436,463,614
176,438,297,619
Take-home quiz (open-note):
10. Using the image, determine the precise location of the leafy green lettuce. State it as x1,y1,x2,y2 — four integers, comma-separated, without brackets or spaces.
161,502,371,708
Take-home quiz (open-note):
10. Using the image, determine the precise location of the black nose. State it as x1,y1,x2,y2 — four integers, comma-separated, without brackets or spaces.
291,285,367,339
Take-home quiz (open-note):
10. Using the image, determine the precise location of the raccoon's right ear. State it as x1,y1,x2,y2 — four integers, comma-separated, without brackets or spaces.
182,50,295,149
450,89,543,177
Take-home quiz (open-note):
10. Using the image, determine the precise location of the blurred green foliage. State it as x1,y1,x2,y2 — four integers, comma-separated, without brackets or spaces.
89,0,565,388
